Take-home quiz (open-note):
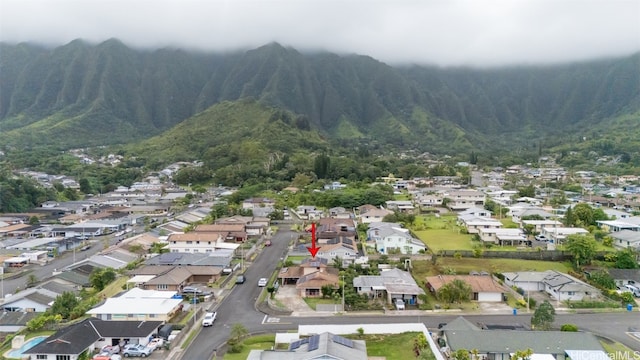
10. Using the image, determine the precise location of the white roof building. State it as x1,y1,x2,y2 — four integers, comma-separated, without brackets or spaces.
87,288,182,322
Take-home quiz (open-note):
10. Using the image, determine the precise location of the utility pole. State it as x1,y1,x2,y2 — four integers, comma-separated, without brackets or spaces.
341,274,345,312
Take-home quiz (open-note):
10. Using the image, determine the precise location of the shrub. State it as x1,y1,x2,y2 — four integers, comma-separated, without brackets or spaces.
560,324,578,332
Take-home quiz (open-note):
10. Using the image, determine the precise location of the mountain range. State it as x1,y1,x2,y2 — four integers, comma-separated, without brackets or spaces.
1,39,639,161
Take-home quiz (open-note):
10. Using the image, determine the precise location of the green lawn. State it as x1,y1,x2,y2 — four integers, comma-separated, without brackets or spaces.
355,332,435,360
412,214,475,251
412,258,572,279
223,332,433,360
303,297,338,310
223,334,276,360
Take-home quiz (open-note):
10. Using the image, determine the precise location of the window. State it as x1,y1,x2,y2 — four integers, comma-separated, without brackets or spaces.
193,249,199,253
208,241,211,245
186,241,193,244
56,355,71,360
36,356,47,360
172,241,176,244
205,249,212,253
196,241,200,244
157,284,168,290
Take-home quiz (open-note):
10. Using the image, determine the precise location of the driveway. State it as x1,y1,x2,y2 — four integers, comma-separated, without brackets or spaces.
273,285,314,314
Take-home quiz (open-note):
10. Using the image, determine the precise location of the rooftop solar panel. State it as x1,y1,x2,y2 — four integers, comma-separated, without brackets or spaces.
308,334,320,351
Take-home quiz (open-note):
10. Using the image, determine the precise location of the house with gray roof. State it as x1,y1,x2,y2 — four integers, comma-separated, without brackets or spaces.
0,288,59,312
353,268,425,306
247,332,367,360
441,318,606,360
0,311,39,332
503,270,599,302
24,317,163,360
608,268,640,288
609,229,640,250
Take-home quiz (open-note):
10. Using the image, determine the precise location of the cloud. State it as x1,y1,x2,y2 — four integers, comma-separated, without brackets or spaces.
1,0,639,66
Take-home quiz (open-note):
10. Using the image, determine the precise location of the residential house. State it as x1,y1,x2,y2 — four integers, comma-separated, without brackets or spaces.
414,193,443,209
86,288,183,321
477,228,527,246
426,274,506,302
610,230,640,250
607,269,640,288
277,258,339,298
457,215,502,234
24,318,163,360
242,197,276,210
357,207,393,224
521,219,563,234
539,227,589,245
196,223,248,242
0,311,39,332
385,200,415,213
509,206,555,224
441,316,606,360
328,207,352,219
324,181,347,190
353,268,425,305
315,240,359,266
443,190,485,211
128,265,222,291
166,232,240,254
0,288,59,312
144,251,232,269
247,332,367,360
366,222,426,254
215,215,269,237
458,207,493,218
597,217,640,232
503,270,598,302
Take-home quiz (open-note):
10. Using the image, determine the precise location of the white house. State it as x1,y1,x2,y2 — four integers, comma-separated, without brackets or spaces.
477,228,527,246
86,288,183,322
366,223,426,255
444,190,486,211
457,215,503,234
540,227,589,245
503,270,598,302
609,230,640,250
0,288,59,312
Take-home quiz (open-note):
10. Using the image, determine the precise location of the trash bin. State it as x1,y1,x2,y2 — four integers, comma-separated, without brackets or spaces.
513,308,517,315
627,303,633,312
164,341,171,350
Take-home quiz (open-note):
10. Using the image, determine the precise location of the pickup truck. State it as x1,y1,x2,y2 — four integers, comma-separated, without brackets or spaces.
395,299,405,310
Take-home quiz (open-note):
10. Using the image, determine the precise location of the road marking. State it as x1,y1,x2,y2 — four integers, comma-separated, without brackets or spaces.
262,315,268,324
266,317,280,323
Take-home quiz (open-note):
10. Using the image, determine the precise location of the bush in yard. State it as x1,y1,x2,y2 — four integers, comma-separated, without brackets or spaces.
560,324,578,332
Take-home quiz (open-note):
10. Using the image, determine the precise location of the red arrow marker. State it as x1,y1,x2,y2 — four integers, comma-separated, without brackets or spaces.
307,222,320,258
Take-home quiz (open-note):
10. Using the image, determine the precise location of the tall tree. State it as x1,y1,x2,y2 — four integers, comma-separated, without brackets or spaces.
565,234,598,268
531,300,555,330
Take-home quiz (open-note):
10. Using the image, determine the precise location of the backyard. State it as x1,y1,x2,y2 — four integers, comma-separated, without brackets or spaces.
412,214,476,251
222,332,434,360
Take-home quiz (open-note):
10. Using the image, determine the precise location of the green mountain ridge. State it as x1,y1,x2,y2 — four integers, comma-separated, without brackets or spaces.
0,40,638,156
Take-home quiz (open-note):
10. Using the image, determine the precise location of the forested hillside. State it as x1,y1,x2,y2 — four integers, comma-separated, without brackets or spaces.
0,40,638,156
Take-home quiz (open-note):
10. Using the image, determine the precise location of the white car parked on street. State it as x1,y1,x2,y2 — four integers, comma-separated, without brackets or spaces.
202,312,217,327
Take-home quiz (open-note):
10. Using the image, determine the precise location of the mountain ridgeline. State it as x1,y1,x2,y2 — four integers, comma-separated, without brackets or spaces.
1,39,639,157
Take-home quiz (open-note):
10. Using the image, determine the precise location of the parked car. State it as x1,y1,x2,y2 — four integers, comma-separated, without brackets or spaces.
181,286,202,294
202,311,217,327
258,278,268,287
264,240,272,246
236,275,246,284
534,235,548,242
624,284,640,297
395,299,405,310
122,344,152,357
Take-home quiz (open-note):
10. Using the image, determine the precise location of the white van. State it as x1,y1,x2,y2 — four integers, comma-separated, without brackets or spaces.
623,284,640,297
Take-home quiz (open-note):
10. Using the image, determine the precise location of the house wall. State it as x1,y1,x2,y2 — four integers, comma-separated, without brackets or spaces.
2,298,49,312
544,284,586,301
168,242,218,253
94,313,171,322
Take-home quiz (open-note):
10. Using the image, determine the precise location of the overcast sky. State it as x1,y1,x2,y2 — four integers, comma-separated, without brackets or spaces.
1,0,639,67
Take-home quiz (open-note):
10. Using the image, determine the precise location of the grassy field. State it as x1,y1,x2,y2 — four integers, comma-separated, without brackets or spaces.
356,332,435,360
412,258,572,279
413,214,476,251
